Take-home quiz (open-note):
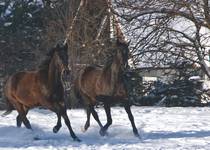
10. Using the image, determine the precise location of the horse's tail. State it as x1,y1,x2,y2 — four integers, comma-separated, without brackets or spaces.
1,98,14,117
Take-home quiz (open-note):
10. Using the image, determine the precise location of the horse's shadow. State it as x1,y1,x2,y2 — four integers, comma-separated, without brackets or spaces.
1,125,210,148
81,127,210,145
0,125,71,148
145,130,210,140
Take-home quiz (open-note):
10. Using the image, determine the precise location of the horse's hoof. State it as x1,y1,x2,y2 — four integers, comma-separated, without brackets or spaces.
53,127,59,133
99,129,107,136
134,133,142,140
33,137,41,140
73,137,81,142
81,127,87,133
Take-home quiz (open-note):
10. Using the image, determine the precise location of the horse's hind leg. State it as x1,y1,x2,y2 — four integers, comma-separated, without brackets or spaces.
100,103,112,136
16,105,32,129
123,101,140,138
16,114,22,127
89,105,103,132
53,113,62,133
22,115,32,129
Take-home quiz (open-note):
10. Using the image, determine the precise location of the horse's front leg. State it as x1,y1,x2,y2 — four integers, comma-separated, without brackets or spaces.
42,100,62,133
123,101,140,138
53,113,62,133
57,104,81,142
100,103,112,136
45,101,80,142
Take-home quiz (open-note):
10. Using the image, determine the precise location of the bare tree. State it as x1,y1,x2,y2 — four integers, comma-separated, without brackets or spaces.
43,0,115,77
113,0,210,78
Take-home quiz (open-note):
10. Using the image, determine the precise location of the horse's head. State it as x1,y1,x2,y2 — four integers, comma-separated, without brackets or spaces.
114,39,129,71
53,43,71,83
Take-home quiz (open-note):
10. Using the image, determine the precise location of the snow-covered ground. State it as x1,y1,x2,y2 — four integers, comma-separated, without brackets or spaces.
1,107,210,149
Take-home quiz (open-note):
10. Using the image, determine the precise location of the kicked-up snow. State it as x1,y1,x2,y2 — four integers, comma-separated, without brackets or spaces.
1,107,210,149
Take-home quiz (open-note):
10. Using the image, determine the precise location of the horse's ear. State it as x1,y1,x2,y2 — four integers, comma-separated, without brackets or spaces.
116,39,121,45
64,42,68,50
116,38,129,46
56,43,60,49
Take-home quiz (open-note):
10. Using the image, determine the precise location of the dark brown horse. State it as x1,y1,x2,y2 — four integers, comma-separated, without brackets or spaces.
74,39,140,138
3,43,80,142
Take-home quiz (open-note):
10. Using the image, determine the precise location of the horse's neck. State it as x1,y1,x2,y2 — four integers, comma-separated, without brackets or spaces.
47,58,62,94
107,60,121,95
110,62,120,81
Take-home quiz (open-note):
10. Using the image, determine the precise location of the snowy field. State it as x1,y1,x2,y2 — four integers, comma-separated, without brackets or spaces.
1,107,210,149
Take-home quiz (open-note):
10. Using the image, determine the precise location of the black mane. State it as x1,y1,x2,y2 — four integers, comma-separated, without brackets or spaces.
103,55,113,72
39,47,56,70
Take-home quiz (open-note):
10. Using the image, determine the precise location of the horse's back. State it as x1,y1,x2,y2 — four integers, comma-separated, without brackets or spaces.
81,65,101,79
5,71,37,90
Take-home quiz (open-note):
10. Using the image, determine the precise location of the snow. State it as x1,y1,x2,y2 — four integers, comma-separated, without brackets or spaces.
188,76,201,81
1,107,210,149
3,22,12,27
0,2,5,6
203,80,210,90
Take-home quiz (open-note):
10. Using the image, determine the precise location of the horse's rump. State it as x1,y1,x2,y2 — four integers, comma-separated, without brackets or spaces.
4,71,46,108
